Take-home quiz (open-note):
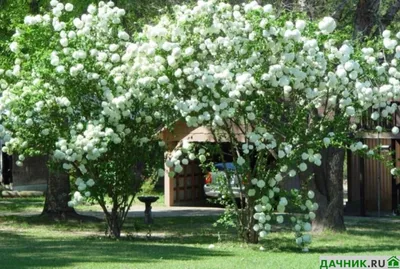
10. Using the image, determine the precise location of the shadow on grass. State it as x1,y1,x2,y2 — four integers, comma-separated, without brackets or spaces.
0,215,105,233
260,235,400,254
0,215,239,245
259,217,400,254
344,217,400,239
0,198,44,213
0,230,231,269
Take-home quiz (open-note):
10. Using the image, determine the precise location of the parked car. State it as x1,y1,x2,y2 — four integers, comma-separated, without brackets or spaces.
203,162,243,198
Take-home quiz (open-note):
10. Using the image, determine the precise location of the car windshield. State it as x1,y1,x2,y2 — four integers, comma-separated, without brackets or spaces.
214,162,236,171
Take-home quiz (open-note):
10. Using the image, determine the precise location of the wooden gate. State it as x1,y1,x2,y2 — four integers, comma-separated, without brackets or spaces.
173,161,206,206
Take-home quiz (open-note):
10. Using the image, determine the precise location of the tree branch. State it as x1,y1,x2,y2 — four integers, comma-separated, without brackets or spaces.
331,0,350,20
382,0,400,28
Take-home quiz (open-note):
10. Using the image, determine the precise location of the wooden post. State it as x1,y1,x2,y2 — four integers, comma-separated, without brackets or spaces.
164,142,177,207
392,139,397,212
359,154,366,216
347,149,352,203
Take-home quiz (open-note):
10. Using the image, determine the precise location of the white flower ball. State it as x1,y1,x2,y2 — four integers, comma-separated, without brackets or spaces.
309,212,316,220
345,106,355,116
308,190,315,199
302,234,312,243
253,224,260,232
78,183,86,191
384,38,398,50
259,231,268,238
68,201,76,207
392,126,399,135
371,111,380,120
318,17,336,34
65,3,73,12
299,163,307,172
199,155,206,163
174,165,183,173
158,141,166,147
277,204,285,213
275,173,283,181
254,204,263,212
279,197,288,206
248,189,256,197
261,196,269,204
237,156,245,166
86,179,95,187
295,20,306,31
303,222,312,232
256,180,266,188
383,30,391,38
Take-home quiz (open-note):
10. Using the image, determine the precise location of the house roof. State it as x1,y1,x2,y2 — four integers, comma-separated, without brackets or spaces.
159,120,247,143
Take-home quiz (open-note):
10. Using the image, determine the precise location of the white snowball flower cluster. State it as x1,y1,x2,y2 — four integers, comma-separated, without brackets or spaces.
318,17,337,34
349,141,368,152
165,141,197,177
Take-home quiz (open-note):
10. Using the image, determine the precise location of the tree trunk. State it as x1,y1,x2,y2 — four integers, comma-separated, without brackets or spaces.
381,0,400,28
354,0,380,37
105,210,122,238
29,0,39,14
240,198,258,244
312,147,346,232
41,170,77,219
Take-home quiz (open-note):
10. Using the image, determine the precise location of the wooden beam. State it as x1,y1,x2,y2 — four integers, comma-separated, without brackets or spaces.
358,132,400,139
347,149,352,202
164,142,178,207
359,153,366,216
392,140,398,212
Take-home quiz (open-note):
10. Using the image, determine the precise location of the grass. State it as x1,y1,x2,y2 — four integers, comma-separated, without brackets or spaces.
0,197,44,213
0,193,165,214
0,198,399,269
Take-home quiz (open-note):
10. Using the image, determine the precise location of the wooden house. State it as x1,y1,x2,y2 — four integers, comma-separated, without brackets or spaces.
346,107,400,215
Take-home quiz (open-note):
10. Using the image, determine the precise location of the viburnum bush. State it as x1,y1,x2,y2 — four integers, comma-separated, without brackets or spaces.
1,0,400,246
137,1,400,246
0,1,168,238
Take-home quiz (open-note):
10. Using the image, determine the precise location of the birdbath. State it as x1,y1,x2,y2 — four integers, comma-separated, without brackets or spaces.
138,196,159,237
137,195,159,224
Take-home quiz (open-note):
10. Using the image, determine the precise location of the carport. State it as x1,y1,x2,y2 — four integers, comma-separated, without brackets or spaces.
159,121,245,206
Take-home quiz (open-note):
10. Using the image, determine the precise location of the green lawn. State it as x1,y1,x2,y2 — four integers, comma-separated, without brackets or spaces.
0,198,399,269
0,193,165,214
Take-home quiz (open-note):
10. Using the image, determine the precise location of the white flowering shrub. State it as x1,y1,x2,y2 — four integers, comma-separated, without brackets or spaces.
1,0,400,246
135,1,400,245
0,1,169,237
